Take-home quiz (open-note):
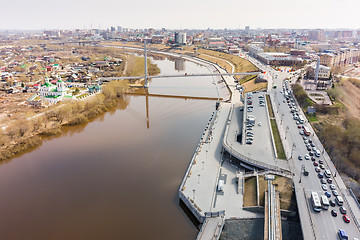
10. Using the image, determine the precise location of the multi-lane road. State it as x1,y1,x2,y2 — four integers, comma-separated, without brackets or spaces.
243,52,360,239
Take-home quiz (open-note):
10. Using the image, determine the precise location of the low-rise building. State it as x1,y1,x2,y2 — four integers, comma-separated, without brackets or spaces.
257,52,303,66
306,65,331,79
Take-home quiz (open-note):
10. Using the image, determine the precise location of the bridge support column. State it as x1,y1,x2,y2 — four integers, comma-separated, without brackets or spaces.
144,41,148,88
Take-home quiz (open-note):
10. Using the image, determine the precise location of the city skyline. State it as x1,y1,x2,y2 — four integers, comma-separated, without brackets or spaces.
1,0,360,30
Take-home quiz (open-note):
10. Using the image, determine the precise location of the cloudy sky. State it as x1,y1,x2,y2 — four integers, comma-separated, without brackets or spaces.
1,0,359,30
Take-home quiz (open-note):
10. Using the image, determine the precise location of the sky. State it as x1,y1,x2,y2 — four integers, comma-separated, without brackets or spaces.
0,0,359,30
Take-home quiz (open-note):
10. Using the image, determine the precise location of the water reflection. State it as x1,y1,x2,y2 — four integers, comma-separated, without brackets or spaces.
0,56,219,240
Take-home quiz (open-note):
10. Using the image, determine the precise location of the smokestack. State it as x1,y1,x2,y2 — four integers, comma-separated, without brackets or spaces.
314,56,320,83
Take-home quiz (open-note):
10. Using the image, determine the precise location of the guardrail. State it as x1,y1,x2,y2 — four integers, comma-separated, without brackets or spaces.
302,188,317,240
343,189,360,231
349,188,360,209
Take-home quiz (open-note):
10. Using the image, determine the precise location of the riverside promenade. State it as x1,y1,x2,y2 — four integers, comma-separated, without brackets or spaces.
178,55,291,239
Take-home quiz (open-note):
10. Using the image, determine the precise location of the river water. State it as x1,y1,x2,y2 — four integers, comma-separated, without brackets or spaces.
0,57,224,239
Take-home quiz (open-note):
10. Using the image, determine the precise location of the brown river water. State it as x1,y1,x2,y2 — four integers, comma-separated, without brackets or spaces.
0,57,224,239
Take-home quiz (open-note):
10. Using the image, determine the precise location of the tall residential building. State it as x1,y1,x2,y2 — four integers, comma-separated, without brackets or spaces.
174,32,187,44
309,29,325,41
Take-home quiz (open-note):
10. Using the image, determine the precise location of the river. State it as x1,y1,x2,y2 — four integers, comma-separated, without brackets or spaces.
0,57,225,239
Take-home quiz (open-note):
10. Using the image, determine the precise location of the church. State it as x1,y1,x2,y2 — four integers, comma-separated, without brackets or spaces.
38,76,73,104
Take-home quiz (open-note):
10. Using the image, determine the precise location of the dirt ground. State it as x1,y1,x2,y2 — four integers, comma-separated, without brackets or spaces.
242,79,267,93
0,92,44,126
243,176,257,207
258,175,295,211
338,80,360,119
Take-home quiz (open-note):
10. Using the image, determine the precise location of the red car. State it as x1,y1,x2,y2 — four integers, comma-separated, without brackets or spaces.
313,162,319,166
343,215,350,223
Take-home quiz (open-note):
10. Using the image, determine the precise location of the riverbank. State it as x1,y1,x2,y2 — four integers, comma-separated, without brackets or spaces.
0,55,160,161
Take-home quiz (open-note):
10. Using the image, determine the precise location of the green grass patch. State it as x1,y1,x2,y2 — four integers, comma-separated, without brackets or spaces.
270,119,286,159
307,114,318,122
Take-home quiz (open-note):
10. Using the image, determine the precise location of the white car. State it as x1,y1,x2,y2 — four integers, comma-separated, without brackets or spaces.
321,184,328,191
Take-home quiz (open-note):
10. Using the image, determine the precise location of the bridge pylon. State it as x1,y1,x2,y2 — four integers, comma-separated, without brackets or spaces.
144,40,148,88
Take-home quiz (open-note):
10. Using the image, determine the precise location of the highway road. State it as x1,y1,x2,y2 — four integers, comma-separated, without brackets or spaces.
242,51,360,239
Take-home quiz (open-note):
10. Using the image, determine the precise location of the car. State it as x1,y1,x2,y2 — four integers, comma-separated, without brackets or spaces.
332,190,339,196
258,122,262,126
329,184,336,190
343,215,350,223
322,184,328,191
331,210,338,217
298,155,303,160
312,147,317,151
303,136,307,140
307,147,312,151
318,173,324,178
329,200,336,207
246,140,253,145
306,143,311,148
247,107,253,112
327,178,333,184
313,162,319,166
320,179,326,184
310,143,315,147
246,137,253,141
319,160,324,164
311,157,316,161
304,154,310,160
297,125,302,129
340,206,347,214
296,121,301,125
309,152,314,156
308,139,313,143
315,167,321,172
299,130,304,135
325,191,331,198
247,132,254,136
320,164,325,169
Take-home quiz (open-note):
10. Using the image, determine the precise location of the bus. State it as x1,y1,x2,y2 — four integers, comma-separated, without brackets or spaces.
311,192,322,212
303,126,311,136
321,195,330,210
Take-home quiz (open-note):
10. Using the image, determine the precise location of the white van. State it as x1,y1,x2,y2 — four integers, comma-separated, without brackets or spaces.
218,180,224,192
324,169,331,178
336,196,344,206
